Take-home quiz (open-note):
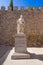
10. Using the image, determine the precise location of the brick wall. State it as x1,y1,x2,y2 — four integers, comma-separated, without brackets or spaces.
0,6,43,46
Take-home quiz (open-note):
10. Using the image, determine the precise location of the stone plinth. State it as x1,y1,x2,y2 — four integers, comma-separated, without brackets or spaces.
15,34,27,53
11,52,30,59
11,34,30,59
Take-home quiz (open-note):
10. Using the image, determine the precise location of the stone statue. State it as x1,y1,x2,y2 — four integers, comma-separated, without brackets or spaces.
17,15,25,34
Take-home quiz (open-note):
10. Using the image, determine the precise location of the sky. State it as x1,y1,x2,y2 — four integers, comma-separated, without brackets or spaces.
0,0,43,10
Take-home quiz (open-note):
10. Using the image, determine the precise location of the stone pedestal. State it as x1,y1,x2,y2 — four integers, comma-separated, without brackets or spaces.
11,34,30,59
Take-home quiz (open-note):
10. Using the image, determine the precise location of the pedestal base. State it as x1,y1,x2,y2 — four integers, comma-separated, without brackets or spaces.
11,52,30,59
11,33,30,59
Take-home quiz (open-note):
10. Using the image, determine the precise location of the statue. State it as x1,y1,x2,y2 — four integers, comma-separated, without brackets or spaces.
11,15,30,59
17,15,25,34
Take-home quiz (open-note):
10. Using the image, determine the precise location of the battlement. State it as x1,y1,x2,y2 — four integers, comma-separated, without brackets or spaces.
0,6,43,11
0,6,43,47
1,6,5,11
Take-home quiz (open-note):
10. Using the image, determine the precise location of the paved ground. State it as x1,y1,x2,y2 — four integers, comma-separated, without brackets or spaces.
0,45,12,58
0,45,43,65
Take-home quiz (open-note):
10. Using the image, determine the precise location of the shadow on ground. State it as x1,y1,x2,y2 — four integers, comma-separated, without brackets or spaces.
0,45,13,65
27,52,43,61
0,45,43,65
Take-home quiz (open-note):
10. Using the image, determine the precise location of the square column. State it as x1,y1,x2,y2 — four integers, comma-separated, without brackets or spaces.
15,34,27,53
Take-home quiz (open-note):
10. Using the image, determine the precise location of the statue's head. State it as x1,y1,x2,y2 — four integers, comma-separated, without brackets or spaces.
20,15,23,19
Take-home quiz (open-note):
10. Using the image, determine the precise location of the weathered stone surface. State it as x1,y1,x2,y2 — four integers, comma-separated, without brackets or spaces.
11,33,30,59
0,6,43,46
15,34,27,53
11,52,30,59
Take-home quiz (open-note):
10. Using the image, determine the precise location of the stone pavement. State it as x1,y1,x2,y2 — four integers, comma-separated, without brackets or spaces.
0,45,43,65
0,45,12,58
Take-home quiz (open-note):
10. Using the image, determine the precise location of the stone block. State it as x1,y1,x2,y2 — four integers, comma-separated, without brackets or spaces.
15,34,27,53
11,52,30,59
8,6,12,11
14,6,18,11
20,6,24,11
1,6,5,11
11,33,31,59
40,7,43,11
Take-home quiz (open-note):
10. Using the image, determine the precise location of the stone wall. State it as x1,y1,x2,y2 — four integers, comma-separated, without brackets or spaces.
0,6,43,46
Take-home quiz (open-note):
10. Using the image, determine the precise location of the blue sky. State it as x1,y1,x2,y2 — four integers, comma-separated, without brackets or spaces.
0,0,43,9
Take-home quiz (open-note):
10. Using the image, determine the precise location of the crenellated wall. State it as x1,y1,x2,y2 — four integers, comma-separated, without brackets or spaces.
0,6,43,11
0,6,43,46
